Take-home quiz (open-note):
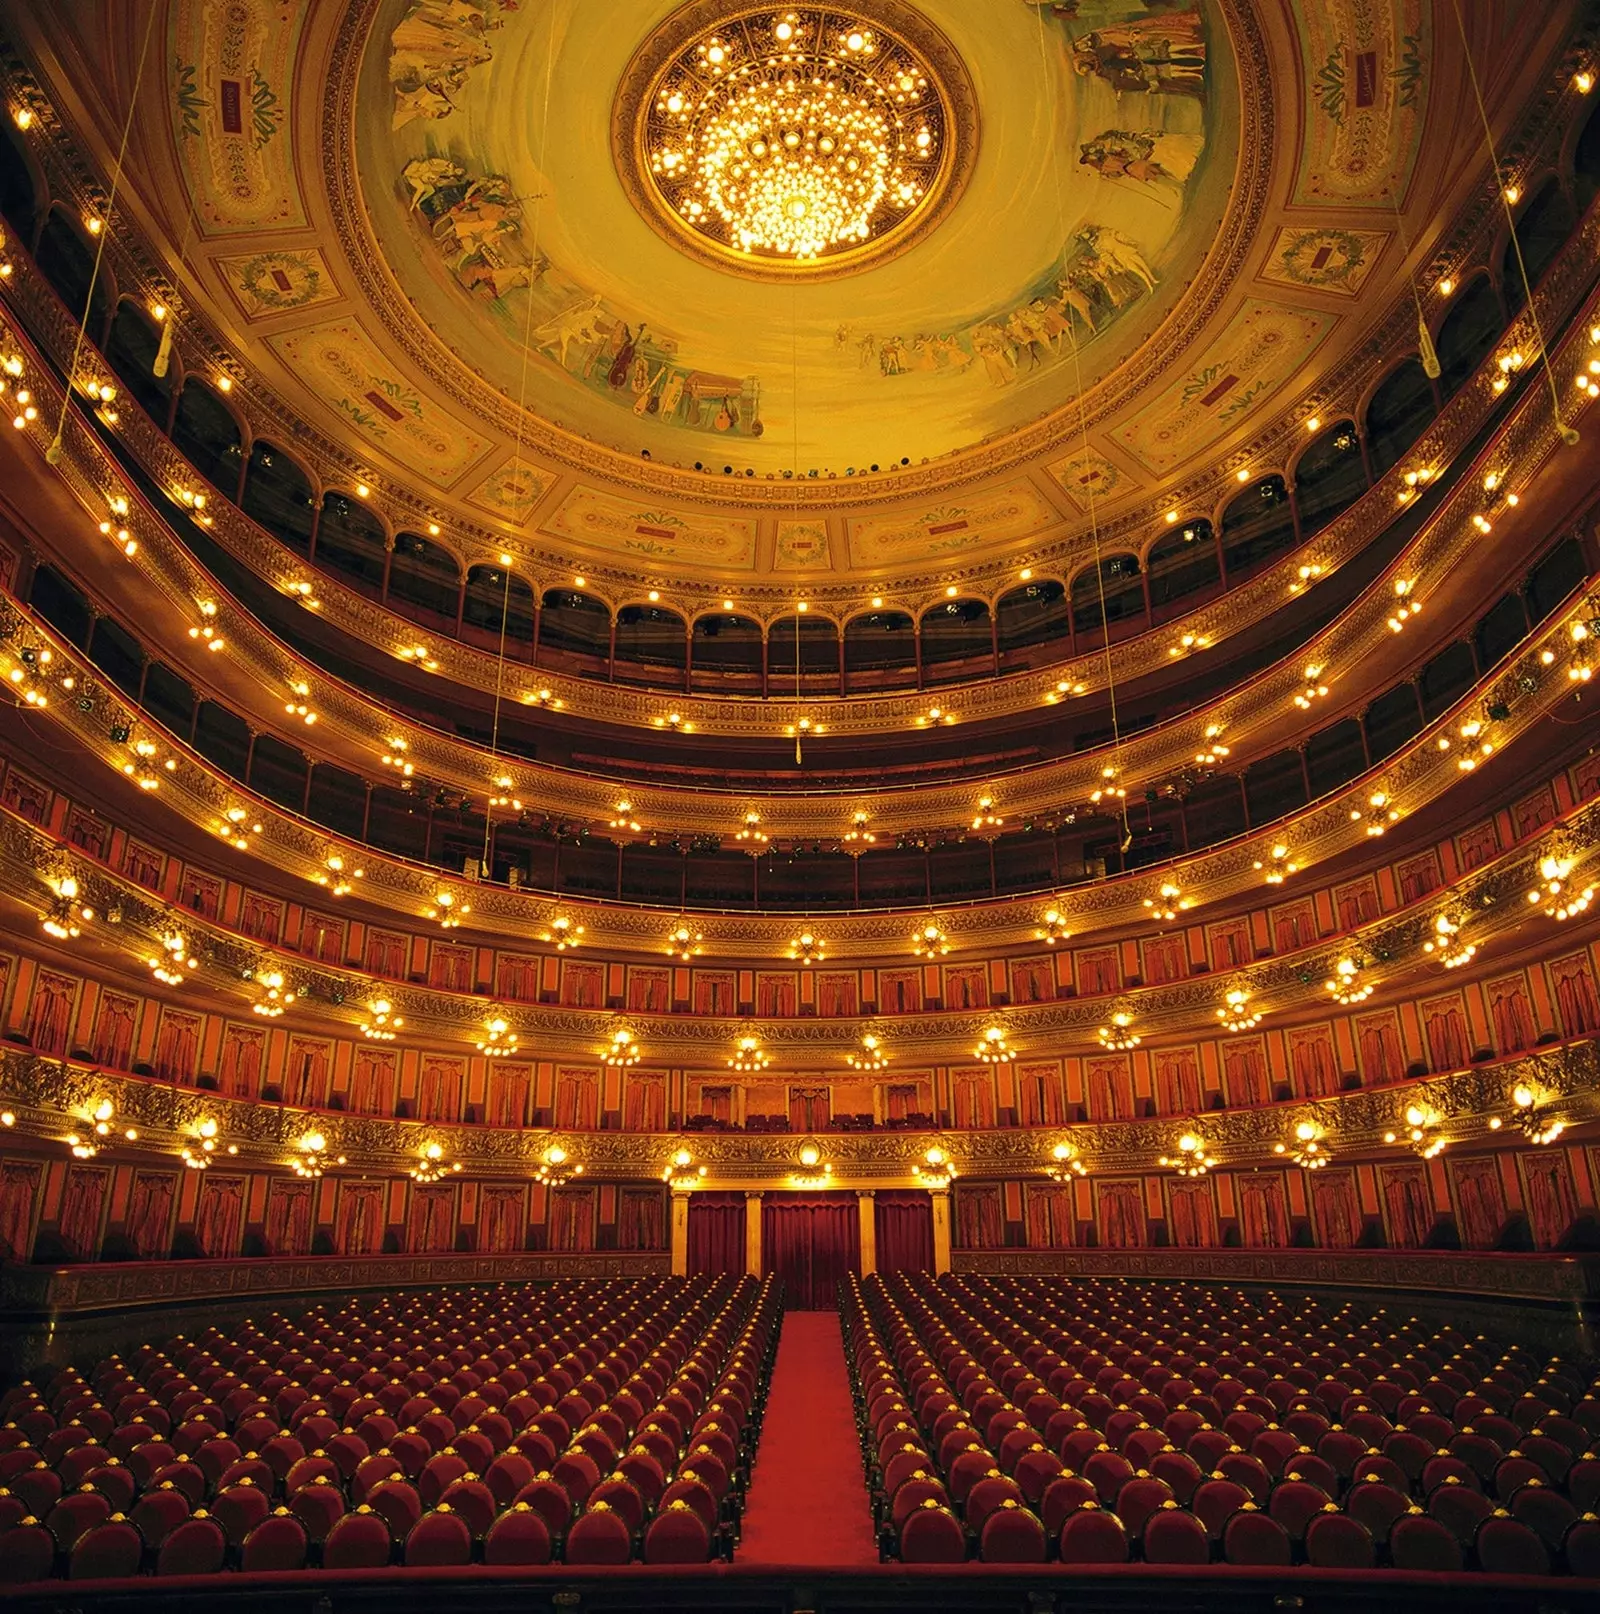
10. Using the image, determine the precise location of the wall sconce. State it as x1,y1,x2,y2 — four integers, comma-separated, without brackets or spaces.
149,931,199,986
40,874,94,940
1098,1011,1140,1051
428,891,468,929
974,1025,1012,1063
729,1035,771,1072
315,854,364,896
543,915,584,950
67,1099,135,1159
363,999,403,1041
1217,987,1261,1032
1253,843,1301,885
1491,1084,1566,1146
666,918,704,960
1143,883,1192,923
478,1016,519,1057
1423,913,1477,969
250,970,295,1018
1325,957,1372,1004
1046,1140,1088,1181
847,1033,888,1071
181,1117,236,1170
1528,851,1594,920
842,811,876,852
663,1147,706,1191
535,1144,581,1186
787,928,826,966
409,1141,461,1183
1036,905,1071,945
290,1132,345,1178
912,1146,955,1188
735,811,768,849
911,919,950,958
1275,1120,1332,1169
1384,1104,1444,1159
604,1028,642,1068
1159,1132,1215,1177
790,1141,833,1189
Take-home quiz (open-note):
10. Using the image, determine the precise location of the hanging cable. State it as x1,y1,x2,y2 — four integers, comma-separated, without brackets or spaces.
1448,0,1578,444
792,279,804,766
482,0,561,872
1035,9,1133,851
46,4,161,464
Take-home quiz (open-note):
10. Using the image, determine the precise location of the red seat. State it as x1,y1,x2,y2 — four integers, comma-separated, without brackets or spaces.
1475,1513,1551,1576
241,1510,309,1571
979,1500,1046,1563
322,1506,393,1569
1390,1511,1464,1571
404,1507,473,1566
68,1519,143,1580
644,1500,712,1563
1222,1509,1291,1566
1114,1475,1175,1539
484,1503,553,1565
565,1504,633,1564
900,1501,967,1563
1303,1511,1375,1568
155,1514,227,1576
1057,1505,1129,1564
1267,1478,1332,1543
1564,1517,1600,1578
366,1478,423,1541
1191,1479,1250,1541
1142,1506,1209,1564
1509,1484,1578,1551
0,1521,54,1586
287,1475,346,1543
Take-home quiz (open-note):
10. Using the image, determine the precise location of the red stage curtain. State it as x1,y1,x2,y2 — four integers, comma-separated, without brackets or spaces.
874,1191,934,1272
687,1192,745,1276
762,1192,860,1309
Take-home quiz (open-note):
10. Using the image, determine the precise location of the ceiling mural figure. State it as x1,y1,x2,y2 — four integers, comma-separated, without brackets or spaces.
389,0,515,128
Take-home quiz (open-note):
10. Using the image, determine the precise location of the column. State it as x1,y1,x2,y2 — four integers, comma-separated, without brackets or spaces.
857,1190,877,1277
930,1188,953,1277
669,1193,689,1277
745,1191,763,1276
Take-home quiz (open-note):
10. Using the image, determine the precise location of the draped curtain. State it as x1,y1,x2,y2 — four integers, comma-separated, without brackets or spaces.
1237,1176,1290,1247
953,1184,1004,1249
408,1185,456,1252
1167,1181,1218,1247
58,1165,109,1260
30,971,76,1057
0,1160,42,1260
875,1191,934,1272
337,1183,386,1255
195,1176,245,1257
1310,1170,1362,1248
548,1186,596,1251
479,1186,527,1253
618,1186,666,1251
1096,1182,1147,1248
265,1182,314,1256
687,1193,746,1276
1451,1157,1507,1248
1521,1154,1578,1249
127,1172,177,1258
762,1192,860,1309
1380,1164,1431,1248
1024,1184,1075,1249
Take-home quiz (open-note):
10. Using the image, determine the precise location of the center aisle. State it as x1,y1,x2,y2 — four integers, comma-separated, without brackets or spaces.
737,1310,879,1565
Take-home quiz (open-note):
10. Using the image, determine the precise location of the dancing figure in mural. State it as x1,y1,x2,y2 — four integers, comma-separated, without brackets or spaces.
389,0,508,129
1071,9,1207,98
1079,127,1203,186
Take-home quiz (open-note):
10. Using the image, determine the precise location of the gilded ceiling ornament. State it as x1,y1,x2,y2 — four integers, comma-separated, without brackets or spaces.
616,2,976,279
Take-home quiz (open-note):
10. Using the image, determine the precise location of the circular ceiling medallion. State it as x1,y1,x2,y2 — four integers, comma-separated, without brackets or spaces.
614,1,978,280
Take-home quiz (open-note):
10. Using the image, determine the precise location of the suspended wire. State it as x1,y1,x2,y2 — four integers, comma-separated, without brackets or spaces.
792,278,803,765
482,0,561,869
1447,0,1577,443
47,3,161,463
1035,8,1133,851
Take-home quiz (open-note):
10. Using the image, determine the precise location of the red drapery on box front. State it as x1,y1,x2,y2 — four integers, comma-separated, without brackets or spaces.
762,1192,860,1309
687,1192,745,1276
874,1191,934,1273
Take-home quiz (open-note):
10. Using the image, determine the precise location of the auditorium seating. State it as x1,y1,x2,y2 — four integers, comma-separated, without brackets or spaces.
0,1275,778,1586
843,1271,1600,1576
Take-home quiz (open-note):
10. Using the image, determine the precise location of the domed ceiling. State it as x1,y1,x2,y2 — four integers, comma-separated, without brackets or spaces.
15,0,1555,587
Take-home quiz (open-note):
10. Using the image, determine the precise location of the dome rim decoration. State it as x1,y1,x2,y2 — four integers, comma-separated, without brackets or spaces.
611,0,981,282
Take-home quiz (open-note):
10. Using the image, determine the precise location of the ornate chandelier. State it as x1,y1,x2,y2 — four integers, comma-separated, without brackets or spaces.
1216,988,1261,1033
1036,904,1071,946
604,1028,642,1067
846,1032,887,1071
1160,1132,1216,1178
631,6,954,269
973,1025,1011,1063
1046,1140,1088,1181
1098,1011,1140,1051
788,928,826,965
478,1016,519,1057
409,1141,462,1184
910,919,949,958
1274,1120,1332,1169
912,1145,955,1188
666,917,704,960
291,1132,345,1179
363,999,403,1041
790,1140,833,1188
729,1034,772,1072
535,1144,582,1187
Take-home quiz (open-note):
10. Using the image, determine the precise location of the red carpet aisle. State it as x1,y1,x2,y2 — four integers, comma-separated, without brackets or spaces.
737,1311,879,1565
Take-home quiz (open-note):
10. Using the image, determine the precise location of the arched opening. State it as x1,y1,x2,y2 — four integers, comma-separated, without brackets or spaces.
537,588,611,675
1219,476,1293,581
1293,420,1367,536
142,663,195,739
1146,520,1221,622
250,734,310,813
1364,358,1436,478
995,580,1069,671
1436,277,1504,397
1244,749,1308,826
462,564,536,655
614,604,688,687
1474,592,1528,667
105,300,170,424
1577,96,1600,210
690,612,763,694
387,531,462,631
1418,641,1477,720
87,616,144,699
1304,717,1366,799
35,207,109,339
0,118,40,240
767,613,840,696
1525,534,1586,624
843,610,916,692
194,701,252,782
1502,179,1575,310
170,380,243,499
28,564,92,647
307,764,368,838
919,597,993,685
1364,682,1423,763
315,492,387,596
240,440,316,554
1069,554,1143,646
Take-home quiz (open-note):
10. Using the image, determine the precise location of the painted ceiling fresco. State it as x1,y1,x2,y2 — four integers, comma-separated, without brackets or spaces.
355,0,1232,472
18,0,1543,583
